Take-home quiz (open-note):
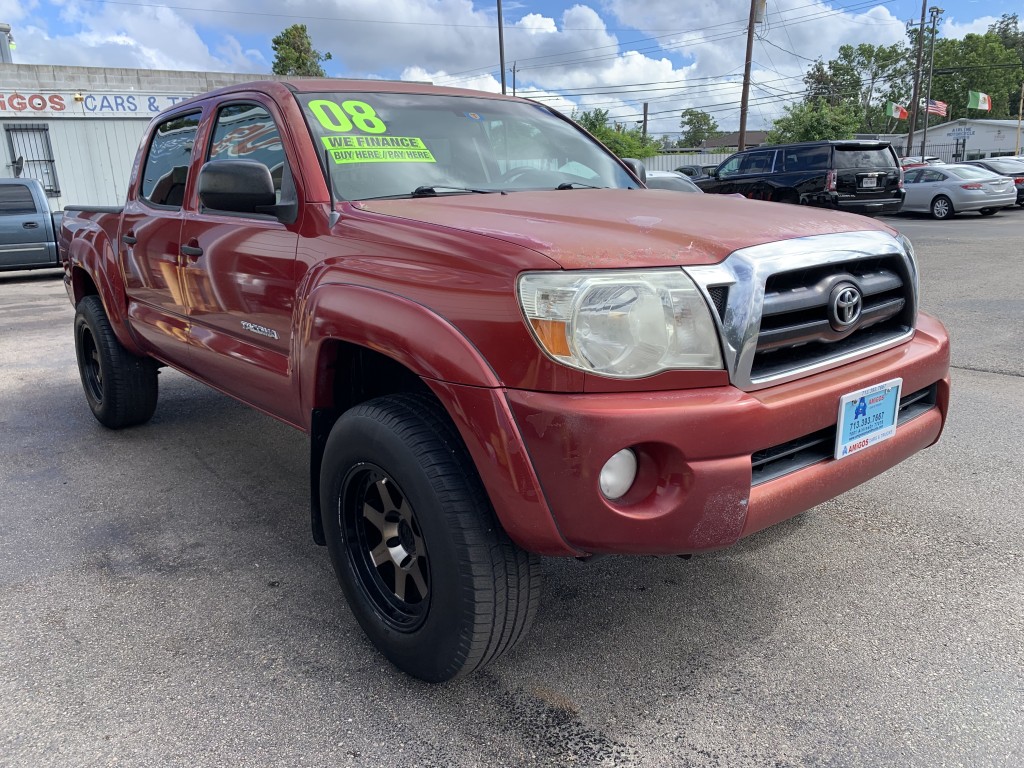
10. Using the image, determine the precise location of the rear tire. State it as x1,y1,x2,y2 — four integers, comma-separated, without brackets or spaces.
930,195,954,220
979,208,998,216
74,295,158,428
320,393,542,682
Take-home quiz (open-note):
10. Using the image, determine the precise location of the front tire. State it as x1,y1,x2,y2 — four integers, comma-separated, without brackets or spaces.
320,393,541,682
930,195,954,219
74,295,158,428
979,208,998,216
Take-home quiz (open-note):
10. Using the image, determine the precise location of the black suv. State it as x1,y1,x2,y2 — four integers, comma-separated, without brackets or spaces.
697,140,904,215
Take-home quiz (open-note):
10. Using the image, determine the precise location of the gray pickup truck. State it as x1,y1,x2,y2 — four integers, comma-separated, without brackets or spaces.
1,178,63,271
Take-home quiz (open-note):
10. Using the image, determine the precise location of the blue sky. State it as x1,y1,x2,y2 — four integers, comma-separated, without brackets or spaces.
2,1,1019,133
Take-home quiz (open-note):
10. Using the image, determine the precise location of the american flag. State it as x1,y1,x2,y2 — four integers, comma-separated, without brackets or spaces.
923,99,948,116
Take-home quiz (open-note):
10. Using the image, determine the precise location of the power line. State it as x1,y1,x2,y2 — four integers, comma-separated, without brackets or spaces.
438,0,900,86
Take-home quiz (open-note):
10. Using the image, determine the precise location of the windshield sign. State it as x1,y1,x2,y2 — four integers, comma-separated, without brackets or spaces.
298,92,637,200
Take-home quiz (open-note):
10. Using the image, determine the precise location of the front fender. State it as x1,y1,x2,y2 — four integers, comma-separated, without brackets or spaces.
298,283,580,557
297,283,502,416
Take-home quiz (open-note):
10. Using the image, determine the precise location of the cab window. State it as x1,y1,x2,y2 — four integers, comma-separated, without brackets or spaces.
140,112,201,208
741,151,776,174
717,155,744,178
0,184,37,214
783,148,829,172
207,104,289,202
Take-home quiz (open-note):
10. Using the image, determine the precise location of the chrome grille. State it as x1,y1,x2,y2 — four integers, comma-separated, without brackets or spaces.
685,230,919,391
752,256,914,380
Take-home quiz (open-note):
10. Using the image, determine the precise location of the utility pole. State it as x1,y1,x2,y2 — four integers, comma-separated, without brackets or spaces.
642,102,649,142
905,0,928,156
497,0,507,95
919,6,943,158
509,61,517,97
737,0,759,151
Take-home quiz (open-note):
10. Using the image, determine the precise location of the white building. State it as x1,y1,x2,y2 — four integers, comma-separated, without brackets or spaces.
1,64,282,210
904,118,1024,161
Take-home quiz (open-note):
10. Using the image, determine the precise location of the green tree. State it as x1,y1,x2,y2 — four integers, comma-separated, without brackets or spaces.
928,33,1021,119
766,100,862,144
987,14,1024,115
804,43,912,133
573,109,658,158
678,108,720,147
271,24,332,77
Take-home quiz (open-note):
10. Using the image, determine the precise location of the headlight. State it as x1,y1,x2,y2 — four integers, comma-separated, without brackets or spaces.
517,269,723,378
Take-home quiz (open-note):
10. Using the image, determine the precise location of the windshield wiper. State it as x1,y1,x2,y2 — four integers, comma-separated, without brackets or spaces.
411,185,504,197
555,182,607,190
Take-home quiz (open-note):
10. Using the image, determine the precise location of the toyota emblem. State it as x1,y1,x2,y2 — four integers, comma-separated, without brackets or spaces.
830,284,862,330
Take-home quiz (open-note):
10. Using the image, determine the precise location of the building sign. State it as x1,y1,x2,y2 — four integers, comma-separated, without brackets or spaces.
945,126,976,138
0,91,194,118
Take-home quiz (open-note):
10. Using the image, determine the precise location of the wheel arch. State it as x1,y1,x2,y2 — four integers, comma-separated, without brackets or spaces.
66,234,143,355
300,284,575,556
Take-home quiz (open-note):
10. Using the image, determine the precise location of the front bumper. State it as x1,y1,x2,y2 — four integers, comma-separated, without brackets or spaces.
504,313,949,555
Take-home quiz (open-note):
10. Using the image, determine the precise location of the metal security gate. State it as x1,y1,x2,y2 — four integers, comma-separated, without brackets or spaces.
4,123,60,195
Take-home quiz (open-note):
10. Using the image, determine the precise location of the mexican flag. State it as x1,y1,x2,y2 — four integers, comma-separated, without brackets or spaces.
885,102,909,120
967,91,991,111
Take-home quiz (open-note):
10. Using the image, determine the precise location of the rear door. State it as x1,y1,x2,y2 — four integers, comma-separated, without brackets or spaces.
833,145,901,201
119,110,203,367
901,168,926,210
0,183,50,269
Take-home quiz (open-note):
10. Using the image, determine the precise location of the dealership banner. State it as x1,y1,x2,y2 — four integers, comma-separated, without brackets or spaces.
0,91,195,118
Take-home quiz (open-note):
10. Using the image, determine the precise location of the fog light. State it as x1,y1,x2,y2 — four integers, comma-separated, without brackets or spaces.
599,448,638,500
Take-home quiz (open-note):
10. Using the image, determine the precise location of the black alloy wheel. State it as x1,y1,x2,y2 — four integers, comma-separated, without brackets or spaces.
340,463,430,631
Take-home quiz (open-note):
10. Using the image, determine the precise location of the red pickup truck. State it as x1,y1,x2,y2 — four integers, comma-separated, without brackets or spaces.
59,79,950,682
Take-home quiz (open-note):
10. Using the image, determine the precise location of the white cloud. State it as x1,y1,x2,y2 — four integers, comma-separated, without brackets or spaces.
516,14,558,35
2,1,997,134
0,0,36,24
941,16,998,39
13,1,267,72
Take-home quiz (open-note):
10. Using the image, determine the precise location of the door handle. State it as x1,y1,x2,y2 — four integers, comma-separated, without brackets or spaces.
179,244,204,259
122,234,137,245
23,221,39,229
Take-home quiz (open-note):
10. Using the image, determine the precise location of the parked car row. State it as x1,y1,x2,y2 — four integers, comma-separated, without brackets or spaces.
901,164,1017,218
668,140,1024,220
685,140,905,215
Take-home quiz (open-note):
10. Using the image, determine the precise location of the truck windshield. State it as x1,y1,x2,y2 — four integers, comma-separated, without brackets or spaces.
297,92,637,200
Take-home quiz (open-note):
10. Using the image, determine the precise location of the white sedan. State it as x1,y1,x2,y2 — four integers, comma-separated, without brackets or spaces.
901,164,1017,219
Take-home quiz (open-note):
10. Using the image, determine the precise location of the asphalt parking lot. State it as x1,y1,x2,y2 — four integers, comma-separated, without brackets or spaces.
2,209,1022,767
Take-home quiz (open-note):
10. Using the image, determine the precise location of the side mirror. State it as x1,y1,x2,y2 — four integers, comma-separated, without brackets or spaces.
198,159,276,214
621,158,647,184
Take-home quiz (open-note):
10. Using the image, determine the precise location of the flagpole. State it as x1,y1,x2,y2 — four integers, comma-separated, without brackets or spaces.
919,6,942,159
1016,80,1023,155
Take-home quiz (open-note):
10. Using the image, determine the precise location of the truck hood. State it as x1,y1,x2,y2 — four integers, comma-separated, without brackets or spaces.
355,189,896,269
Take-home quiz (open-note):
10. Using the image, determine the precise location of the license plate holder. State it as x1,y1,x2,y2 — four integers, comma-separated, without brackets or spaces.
861,176,878,188
834,378,903,460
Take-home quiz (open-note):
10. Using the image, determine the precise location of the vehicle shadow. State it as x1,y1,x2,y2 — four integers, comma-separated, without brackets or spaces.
0,269,64,285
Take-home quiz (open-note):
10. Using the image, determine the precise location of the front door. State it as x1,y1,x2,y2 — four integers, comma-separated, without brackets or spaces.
178,99,301,424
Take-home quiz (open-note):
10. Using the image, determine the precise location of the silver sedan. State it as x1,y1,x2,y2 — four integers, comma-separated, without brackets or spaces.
902,164,1017,219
